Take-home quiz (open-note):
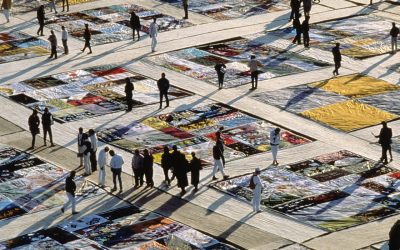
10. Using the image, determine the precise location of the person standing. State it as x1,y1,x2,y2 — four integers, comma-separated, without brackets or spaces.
212,143,229,181
143,149,154,188
36,5,45,36
61,171,79,215
28,109,40,149
292,17,302,45
172,145,189,195
48,30,58,59
77,127,84,167
248,55,260,90
109,150,124,192
374,121,393,164
61,26,68,55
161,146,172,185
389,220,400,250
49,0,57,14
81,24,92,54
1,0,12,23
182,0,188,19
190,152,202,191
130,11,141,41
270,128,281,165
42,107,54,147
149,18,158,52
157,73,170,109
88,129,98,172
289,0,300,21
302,16,310,48
332,43,341,76
214,62,226,89
62,0,69,12
215,130,225,166
81,133,92,176
97,146,109,188
250,168,262,213
303,0,312,17
390,22,399,54
125,77,134,111
131,149,144,187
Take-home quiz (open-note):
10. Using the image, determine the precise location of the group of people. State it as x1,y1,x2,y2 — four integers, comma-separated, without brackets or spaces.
290,0,312,48
28,108,55,149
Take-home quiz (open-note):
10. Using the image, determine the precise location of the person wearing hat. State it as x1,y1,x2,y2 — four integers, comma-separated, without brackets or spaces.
270,127,281,165
251,168,262,213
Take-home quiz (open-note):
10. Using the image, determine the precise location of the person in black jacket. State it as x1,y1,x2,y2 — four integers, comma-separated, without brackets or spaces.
143,149,154,188
28,109,40,149
36,5,45,36
81,133,92,176
81,24,92,54
42,107,54,147
124,77,134,111
172,145,188,195
390,22,399,54
375,121,393,164
332,43,341,76
61,171,79,214
190,152,202,191
302,16,310,48
292,17,302,45
161,146,172,185
214,63,226,89
289,0,301,21
157,73,170,109
389,220,400,250
216,130,225,166
130,12,141,41
212,143,229,180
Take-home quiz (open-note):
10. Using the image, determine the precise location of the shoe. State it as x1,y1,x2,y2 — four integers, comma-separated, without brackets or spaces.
212,176,218,180
383,161,389,165
166,104,169,107
390,158,393,162
119,189,123,193
134,184,139,188
51,144,55,147
44,143,47,146
81,49,84,52
88,52,92,54
61,207,64,213
223,175,229,180
72,211,79,215
111,187,117,192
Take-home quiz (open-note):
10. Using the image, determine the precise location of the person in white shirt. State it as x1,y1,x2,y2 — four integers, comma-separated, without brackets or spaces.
270,128,281,165
149,18,158,52
97,146,109,187
61,26,68,55
77,127,84,167
248,55,260,90
109,150,124,192
251,168,262,213
88,129,98,172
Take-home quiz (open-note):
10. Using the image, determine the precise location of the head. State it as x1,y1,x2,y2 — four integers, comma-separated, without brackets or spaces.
131,11,135,16
153,18,156,23
50,30,55,35
32,109,38,115
134,149,140,155
88,129,95,135
61,26,65,31
255,168,261,175
44,107,49,113
85,24,89,28
382,121,387,128
79,127,83,133
163,146,169,153
39,5,44,10
144,149,149,156
393,22,396,27
104,146,109,152
126,77,131,83
109,150,115,156
161,73,165,78
191,152,196,158
275,127,281,134
82,133,88,140
172,145,178,152
336,42,340,48
70,170,76,178
251,55,255,59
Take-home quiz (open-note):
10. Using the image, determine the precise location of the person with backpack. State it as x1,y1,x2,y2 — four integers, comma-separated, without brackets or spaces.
250,168,262,213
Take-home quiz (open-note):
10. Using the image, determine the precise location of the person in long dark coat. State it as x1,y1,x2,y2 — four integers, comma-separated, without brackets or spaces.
36,5,45,36
292,17,302,45
161,146,172,185
172,145,188,195
190,152,202,191
302,16,310,48
81,24,92,54
375,121,393,164
124,77,134,111
130,11,141,41
143,149,154,188
28,109,40,149
42,107,54,146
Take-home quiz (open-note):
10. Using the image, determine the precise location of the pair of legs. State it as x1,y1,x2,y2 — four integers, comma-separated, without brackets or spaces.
126,96,133,111
82,40,92,53
212,159,228,180
251,71,258,89
37,23,44,36
289,8,300,20
183,3,188,19
217,73,224,89
49,46,58,59
145,170,154,187
61,192,77,214
162,167,170,185
392,37,398,54
252,189,261,212
49,0,57,13
3,9,10,23
133,168,144,187
132,28,140,40
333,60,341,76
151,37,157,52
112,168,123,191
62,39,69,54
90,150,97,172
43,127,54,146
98,165,106,187
381,144,393,164
31,131,37,148
303,32,310,48
84,153,91,175
159,91,169,108
62,0,69,12
292,32,301,44
271,145,279,165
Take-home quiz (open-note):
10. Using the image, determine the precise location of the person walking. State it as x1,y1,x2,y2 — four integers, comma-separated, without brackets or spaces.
161,146,172,185
49,0,57,14
130,11,141,41
172,145,189,195
157,73,170,109
61,26,68,55
289,0,300,21
215,62,226,89
303,0,312,17
36,5,45,36
250,168,262,213
1,0,12,23
212,143,229,180
81,24,92,54
62,0,69,12
125,77,134,111
215,130,225,166
302,16,310,48
42,107,54,147
270,128,281,165
109,150,124,192
48,30,58,59
248,55,260,90
88,129,98,172
374,121,393,164
77,127,84,167
143,149,154,188
292,17,302,45
131,149,144,187
149,18,158,52
190,152,202,191
332,43,341,76
390,22,399,54
97,146,109,188
28,109,40,149
182,0,188,19
81,133,92,176
61,171,79,215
